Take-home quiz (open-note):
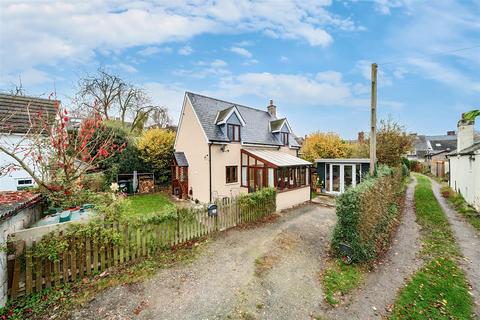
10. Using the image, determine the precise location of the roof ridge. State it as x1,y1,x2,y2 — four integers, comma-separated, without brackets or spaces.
0,93,59,103
186,91,272,115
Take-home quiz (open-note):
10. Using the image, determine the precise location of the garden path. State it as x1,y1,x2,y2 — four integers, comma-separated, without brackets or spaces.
73,203,336,320
322,178,423,320
430,177,480,317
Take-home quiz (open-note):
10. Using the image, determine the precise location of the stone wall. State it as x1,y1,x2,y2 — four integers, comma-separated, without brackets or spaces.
0,200,43,307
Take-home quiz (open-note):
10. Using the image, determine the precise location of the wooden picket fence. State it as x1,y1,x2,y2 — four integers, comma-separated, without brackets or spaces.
7,195,276,300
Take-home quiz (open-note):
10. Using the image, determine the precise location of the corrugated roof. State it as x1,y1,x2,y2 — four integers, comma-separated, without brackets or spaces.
186,92,300,148
245,149,311,167
174,152,189,166
0,93,58,134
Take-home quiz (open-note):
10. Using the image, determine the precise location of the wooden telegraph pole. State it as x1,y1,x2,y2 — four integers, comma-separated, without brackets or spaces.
370,63,378,176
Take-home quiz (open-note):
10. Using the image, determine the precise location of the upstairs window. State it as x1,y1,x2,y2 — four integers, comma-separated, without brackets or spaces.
227,124,241,142
281,132,289,146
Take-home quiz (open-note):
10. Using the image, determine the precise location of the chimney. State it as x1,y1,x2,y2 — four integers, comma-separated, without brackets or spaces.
447,130,456,136
267,99,276,118
357,131,365,143
457,118,475,152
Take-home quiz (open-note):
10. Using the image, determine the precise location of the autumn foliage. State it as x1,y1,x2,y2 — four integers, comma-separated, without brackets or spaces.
301,132,352,162
137,128,175,184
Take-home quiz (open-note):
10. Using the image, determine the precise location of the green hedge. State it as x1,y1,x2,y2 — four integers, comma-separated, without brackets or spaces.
331,165,406,263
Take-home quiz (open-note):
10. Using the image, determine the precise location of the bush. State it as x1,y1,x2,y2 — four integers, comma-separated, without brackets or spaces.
80,172,106,192
331,165,405,263
137,128,176,185
237,187,276,216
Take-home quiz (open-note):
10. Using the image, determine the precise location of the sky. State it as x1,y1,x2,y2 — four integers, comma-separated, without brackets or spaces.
0,0,479,139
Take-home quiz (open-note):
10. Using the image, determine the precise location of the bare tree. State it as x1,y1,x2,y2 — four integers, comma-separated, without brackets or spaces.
149,106,173,129
75,69,163,132
76,68,123,120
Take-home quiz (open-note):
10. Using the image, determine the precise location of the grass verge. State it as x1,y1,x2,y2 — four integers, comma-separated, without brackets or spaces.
321,260,364,306
389,174,473,320
0,239,205,320
440,184,480,232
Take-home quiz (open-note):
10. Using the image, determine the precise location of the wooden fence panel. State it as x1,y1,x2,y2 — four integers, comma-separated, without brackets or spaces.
8,195,276,300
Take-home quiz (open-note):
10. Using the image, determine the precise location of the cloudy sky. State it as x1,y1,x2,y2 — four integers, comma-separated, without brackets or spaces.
1,0,479,138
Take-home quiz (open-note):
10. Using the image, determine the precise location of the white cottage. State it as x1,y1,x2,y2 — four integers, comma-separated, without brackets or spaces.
448,118,480,211
0,94,57,191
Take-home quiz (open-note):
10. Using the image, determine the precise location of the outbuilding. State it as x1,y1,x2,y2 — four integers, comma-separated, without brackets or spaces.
315,159,370,194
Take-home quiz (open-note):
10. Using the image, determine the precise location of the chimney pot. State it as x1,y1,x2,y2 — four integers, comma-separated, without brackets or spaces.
267,99,277,117
358,131,365,143
457,119,475,151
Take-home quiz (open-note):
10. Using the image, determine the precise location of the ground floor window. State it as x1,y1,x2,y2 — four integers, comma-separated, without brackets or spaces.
226,165,238,183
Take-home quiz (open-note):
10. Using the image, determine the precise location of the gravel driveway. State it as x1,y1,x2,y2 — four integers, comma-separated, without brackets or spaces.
73,203,336,320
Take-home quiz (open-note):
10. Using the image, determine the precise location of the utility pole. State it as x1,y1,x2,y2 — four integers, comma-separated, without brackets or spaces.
370,63,378,176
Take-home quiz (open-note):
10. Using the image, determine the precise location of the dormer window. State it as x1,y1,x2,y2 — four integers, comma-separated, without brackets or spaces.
281,132,289,146
228,124,241,142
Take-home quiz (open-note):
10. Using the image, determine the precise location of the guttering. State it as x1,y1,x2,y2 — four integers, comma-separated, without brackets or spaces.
209,142,213,203
241,142,281,148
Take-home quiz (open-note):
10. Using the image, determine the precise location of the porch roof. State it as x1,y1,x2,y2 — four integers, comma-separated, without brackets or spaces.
245,149,311,167
174,152,189,166
315,158,370,164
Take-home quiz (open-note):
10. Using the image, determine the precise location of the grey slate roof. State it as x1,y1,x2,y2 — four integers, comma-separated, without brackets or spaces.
0,93,58,134
411,134,458,159
174,152,189,166
449,142,480,156
186,92,300,148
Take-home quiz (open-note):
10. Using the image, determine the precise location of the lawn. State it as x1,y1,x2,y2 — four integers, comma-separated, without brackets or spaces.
124,192,175,217
389,174,473,320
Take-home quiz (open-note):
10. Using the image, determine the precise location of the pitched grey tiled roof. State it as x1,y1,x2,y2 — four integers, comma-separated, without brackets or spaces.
186,92,300,148
174,152,189,166
0,93,58,134
429,138,457,152
449,142,480,156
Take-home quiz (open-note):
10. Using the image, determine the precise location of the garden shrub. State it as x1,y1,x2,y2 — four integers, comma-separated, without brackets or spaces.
331,165,406,263
237,187,276,216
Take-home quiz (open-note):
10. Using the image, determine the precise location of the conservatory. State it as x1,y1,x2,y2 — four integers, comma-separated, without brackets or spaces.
240,149,311,192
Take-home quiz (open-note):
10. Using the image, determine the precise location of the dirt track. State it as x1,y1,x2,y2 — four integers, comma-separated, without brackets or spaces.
74,204,336,320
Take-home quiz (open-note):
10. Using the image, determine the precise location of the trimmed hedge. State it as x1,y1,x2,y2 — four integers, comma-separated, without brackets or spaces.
331,165,406,263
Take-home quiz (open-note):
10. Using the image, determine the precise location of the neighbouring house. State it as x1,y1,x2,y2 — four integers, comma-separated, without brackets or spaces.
406,131,457,164
172,92,311,210
0,94,57,191
0,191,44,306
315,159,370,194
448,118,480,211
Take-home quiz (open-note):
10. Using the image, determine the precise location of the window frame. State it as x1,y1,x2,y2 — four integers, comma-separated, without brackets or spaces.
227,124,241,142
281,132,289,146
226,165,238,184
